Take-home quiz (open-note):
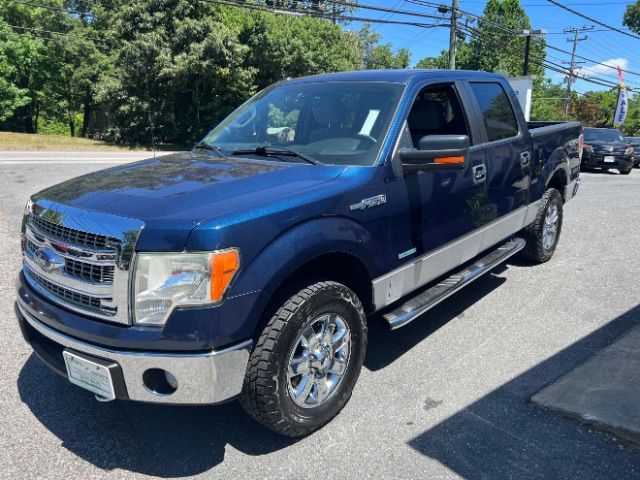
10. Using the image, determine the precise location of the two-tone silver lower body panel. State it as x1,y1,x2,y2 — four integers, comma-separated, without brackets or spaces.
372,201,542,310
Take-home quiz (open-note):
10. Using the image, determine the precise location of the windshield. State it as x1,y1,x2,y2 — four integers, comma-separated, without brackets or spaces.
584,128,624,142
624,137,640,144
201,81,405,166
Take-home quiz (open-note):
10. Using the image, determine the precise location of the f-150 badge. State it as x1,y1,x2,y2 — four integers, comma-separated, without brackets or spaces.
350,194,387,211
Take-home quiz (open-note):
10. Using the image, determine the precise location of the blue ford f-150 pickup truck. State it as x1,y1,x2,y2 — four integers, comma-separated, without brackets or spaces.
16,70,582,437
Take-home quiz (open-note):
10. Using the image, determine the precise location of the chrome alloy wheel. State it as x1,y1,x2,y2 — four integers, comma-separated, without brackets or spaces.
542,203,559,250
286,313,351,408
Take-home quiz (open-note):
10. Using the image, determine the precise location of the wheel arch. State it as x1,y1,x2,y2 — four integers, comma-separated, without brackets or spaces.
546,165,569,201
250,251,373,345
229,216,380,343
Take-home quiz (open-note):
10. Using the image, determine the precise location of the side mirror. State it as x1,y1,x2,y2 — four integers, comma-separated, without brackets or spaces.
399,135,470,172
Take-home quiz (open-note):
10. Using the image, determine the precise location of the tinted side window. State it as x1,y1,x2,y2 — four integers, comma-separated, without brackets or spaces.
470,82,518,142
406,84,470,148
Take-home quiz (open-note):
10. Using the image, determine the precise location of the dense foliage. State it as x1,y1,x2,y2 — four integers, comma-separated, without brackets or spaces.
2,0,639,145
0,0,406,146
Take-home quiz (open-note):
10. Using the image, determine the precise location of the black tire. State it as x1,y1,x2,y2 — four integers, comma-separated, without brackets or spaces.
620,166,633,175
520,188,563,264
240,281,367,437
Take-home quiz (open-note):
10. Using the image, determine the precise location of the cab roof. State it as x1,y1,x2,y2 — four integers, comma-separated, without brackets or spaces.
284,69,507,85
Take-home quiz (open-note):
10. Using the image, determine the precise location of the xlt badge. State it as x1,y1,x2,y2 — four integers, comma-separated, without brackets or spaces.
350,194,387,211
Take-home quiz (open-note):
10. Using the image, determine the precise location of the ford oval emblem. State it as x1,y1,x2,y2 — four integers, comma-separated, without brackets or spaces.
34,248,65,272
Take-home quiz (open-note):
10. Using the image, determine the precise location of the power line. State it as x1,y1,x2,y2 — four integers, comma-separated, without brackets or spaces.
563,26,593,115
461,0,630,3
521,2,631,5
544,0,640,40
546,44,640,78
368,0,404,33
325,0,444,21
428,0,640,81
545,28,633,34
458,23,624,91
204,0,449,28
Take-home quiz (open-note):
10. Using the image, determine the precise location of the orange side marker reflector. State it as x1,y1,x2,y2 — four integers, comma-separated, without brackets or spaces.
210,249,240,302
435,156,465,164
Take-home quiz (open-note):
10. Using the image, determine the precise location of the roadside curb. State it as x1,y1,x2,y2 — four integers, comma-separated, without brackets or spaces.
532,324,640,446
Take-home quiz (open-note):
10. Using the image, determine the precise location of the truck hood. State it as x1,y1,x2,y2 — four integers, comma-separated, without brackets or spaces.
33,152,346,249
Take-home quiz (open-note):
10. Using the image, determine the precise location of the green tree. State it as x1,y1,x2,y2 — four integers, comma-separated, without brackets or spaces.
569,90,618,127
356,23,411,69
99,1,256,145
0,21,30,122
416,0,545,79
530,79,566,121
264,0,358,21
623,1,640,33
241,12,360,89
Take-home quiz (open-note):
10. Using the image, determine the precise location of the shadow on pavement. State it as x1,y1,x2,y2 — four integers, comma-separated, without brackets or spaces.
408,304,640,479
365,272,507,371
17,356,295,477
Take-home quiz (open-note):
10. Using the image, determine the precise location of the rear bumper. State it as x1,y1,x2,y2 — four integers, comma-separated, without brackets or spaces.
582,154,633,170
16,299,252,404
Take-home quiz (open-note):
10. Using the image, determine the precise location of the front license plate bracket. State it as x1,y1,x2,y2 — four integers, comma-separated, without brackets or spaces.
63,350,119,400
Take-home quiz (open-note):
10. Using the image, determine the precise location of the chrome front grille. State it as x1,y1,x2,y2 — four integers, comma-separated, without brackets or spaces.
26,266,105,311
64,257,115,283
24,236,115,284
22,200,143,325
30,214,119,250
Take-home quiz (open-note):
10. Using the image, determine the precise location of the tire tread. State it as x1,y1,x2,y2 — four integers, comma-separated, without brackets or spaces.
239,281,366,437
520,188,563,263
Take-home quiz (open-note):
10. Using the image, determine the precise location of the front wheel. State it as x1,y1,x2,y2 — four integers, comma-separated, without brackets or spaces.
520,188,563,263
620,166,633,175
240,281,367,437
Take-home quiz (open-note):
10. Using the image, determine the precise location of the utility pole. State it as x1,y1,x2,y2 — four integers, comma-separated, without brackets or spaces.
519,29,546,76
523,34,531,75
448,0,459,69
563,25,593,116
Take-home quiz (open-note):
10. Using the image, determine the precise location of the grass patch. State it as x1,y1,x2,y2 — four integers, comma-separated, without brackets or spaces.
0,132,148,151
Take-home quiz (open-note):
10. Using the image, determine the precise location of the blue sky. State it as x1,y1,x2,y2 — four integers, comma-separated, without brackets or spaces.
345,0,637,94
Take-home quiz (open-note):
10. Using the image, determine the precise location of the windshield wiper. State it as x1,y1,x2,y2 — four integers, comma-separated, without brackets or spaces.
231,146,322,165
193,141,225,158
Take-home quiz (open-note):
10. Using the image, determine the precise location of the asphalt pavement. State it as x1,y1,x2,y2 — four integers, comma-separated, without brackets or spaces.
1,151,640,479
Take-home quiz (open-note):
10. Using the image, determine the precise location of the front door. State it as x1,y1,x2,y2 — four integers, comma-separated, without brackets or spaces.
390,82,493,257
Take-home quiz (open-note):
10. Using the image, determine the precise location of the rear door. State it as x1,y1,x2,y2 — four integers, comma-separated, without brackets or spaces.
466,81,531,218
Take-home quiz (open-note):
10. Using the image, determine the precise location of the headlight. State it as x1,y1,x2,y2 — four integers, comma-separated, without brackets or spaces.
625,146,634,154
583,144,593,153
133,249,240,326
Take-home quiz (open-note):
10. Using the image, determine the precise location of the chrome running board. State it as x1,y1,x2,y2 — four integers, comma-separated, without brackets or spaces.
382,238,526,330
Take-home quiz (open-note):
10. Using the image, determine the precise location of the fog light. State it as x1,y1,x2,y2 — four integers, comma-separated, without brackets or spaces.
143,368,178,395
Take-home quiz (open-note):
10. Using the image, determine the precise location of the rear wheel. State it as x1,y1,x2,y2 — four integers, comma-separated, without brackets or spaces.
240,281,367,437
520,188,563,263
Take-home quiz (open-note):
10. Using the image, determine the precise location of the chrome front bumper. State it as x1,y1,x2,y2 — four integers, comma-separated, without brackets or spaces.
17,300,252,404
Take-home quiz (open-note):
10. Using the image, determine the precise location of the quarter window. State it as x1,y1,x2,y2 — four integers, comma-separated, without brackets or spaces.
470,82,519,142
